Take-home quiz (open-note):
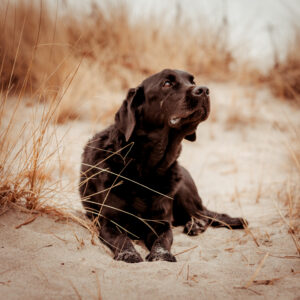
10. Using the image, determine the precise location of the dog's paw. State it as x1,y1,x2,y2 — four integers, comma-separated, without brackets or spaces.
146,248,176,262
229,217,248,229
114,250,143,263
184,219,206,236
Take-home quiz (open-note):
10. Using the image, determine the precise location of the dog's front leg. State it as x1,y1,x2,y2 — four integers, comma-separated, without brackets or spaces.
99,219,143,263
145,223,176,262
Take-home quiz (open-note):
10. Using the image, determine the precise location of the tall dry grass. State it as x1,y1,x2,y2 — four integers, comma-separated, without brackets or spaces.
0,0,90,228
1,0,299,106
265,26,300,103
0,0,77,97
0,88,96,233
0,91,58,211
268,25,300,250
0,0,236,99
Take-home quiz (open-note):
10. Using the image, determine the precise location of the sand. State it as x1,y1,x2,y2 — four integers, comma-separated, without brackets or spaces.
1,83,300,299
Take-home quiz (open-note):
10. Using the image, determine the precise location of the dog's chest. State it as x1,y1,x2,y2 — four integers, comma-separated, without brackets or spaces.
112,161,180,217
121,158,181,195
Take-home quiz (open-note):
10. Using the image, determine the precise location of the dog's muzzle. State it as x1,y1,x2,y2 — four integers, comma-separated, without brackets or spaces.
190,85,210,120
192,86,209,97
169,86,210,126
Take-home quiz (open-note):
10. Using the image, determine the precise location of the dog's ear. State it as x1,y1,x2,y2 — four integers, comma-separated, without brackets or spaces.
184,132,196,142
115,86,145,142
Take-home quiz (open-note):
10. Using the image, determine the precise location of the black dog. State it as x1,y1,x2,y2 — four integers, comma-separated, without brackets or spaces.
79,69,246,263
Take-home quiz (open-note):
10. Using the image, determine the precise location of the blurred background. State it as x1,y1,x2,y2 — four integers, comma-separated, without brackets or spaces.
69,0,300,69
1,0,300,110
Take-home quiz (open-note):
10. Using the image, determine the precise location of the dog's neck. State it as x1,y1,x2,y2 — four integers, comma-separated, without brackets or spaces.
127,127,185,176
155,129,183,174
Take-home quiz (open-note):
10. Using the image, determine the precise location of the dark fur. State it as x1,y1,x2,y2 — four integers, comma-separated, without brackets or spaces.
79,69,247,263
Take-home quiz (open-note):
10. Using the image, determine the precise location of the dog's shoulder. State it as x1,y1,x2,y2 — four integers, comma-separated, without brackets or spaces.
82,125,118,163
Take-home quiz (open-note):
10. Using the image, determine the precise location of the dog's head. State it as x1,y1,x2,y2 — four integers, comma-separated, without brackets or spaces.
115,69,210,142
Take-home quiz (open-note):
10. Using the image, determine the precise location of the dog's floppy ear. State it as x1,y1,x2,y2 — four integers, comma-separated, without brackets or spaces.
115,86,145,142
184,132,196,142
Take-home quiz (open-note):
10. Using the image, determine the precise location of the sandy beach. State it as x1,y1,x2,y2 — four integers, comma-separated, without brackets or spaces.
1,82,299,299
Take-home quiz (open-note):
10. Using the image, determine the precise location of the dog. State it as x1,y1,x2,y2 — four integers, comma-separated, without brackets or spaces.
79,69,247,263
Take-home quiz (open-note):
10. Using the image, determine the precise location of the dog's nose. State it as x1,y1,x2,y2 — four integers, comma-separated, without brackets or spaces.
193,86,209,97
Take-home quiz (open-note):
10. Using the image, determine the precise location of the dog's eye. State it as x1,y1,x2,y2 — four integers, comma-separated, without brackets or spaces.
163,80,172,88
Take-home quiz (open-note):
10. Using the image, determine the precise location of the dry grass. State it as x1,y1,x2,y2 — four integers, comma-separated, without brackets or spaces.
0,0,87,216
0,0,243,125
0,1,75,97
265,26,300,103
0,97,54,210
225,102,257,130
0,96,96,236
1,0,299,113
288,126,300,235
276,182,300,255
0,0,237,99
0,23,94,235
1,94,57,209
275,121,300,254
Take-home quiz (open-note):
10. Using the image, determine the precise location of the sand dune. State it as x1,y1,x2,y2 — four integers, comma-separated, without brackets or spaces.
1,83,299,299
